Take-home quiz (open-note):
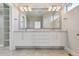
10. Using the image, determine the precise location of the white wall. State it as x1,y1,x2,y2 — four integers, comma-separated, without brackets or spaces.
9,4,20,50
12,5,19,31
62,5,79,55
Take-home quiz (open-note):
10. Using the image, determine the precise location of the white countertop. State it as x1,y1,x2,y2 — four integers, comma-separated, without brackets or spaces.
14,29,67,32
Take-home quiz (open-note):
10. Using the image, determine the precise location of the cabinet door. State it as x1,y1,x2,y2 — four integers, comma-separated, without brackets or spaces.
23,32,34,46
13,32,23,43
56,32,66,46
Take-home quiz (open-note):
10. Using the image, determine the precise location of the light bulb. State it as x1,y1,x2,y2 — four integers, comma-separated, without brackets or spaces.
48,6,52,11
28,6,32,11
56,6,61,11
24,7,28,11
20,7,24,11
52,6,57,11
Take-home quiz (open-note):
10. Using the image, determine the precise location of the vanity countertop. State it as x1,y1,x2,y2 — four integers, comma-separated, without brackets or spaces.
14,29,67,32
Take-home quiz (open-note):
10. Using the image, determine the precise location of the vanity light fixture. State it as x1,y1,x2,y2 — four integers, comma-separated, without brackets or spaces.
52,6,57,11
56,6,61,11
23,6,28,11
28,6,32,11
48,5,61,11
19,7,25,12
19,6,32,12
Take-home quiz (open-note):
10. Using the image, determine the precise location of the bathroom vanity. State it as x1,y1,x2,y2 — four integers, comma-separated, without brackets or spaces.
11,29,67,50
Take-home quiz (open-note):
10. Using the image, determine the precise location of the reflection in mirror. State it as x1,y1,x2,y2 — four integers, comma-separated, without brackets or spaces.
19,5,62,29
27,15,43,29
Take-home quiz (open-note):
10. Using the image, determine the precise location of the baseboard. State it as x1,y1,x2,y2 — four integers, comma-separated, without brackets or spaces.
16,46,64,50
65,47,79,56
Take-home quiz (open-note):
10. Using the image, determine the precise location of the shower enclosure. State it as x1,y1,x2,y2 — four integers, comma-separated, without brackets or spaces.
0,3,10,47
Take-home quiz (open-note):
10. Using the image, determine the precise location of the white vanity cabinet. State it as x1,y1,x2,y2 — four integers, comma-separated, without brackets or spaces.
23,32,34,46
13,32,23,43
12,31,67,49
32,32,57,46
55,32,66,46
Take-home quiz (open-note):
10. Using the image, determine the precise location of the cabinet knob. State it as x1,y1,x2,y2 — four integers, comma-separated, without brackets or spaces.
77,34,79,36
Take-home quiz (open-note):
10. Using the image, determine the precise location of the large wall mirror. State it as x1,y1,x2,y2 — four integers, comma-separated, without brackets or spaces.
19,4,62,29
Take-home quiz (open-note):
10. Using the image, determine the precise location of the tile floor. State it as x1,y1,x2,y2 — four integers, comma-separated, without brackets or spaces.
0,47,69,56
